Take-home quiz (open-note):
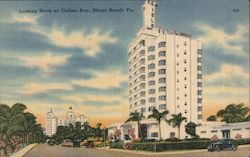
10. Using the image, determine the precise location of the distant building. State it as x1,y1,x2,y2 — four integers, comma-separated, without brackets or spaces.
66,106,76,125
45,106,87,136
46,109,58,136
76,115,87,125
57,117,65,126
196,121,250,139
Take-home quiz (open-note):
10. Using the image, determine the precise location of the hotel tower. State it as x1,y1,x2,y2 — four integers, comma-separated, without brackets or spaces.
127,0,202,138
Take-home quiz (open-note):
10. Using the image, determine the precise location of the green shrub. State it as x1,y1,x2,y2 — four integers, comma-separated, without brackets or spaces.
131,140,210,152
237,138,250,145
110,142,123,149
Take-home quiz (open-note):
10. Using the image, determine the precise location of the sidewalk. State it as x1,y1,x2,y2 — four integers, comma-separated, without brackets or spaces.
98,144,250,156
10,143,37,157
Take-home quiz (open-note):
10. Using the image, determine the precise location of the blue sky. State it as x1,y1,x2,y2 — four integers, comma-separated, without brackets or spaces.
0,0,249,126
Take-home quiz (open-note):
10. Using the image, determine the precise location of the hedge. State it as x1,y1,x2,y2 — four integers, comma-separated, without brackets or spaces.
110,138,250,152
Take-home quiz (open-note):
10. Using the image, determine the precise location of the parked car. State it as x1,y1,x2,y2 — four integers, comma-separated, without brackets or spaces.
207,139,238,152
61,139,73,147
47,139,55,146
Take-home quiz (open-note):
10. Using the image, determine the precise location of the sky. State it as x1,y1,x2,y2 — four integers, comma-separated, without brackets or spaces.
0,0,249,127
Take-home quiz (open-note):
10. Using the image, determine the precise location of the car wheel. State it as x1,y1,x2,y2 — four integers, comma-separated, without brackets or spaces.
216,146,221,152
232,147,237,151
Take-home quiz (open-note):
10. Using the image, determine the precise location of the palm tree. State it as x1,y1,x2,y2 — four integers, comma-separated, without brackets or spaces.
217,103,249,123
207,115,217,121
167,113,187,139
0,103,27,140
125,111,144,139
147,108,169,140
23,112,37,144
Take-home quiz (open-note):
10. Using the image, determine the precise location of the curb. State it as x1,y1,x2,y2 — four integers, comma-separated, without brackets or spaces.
97,144,250,156
10,143,37,157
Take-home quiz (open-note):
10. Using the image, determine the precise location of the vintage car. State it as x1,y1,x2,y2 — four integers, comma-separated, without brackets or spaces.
207,139,238,152
61,139,74,147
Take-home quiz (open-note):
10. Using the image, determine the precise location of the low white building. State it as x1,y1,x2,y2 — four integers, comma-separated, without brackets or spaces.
196,121,250,139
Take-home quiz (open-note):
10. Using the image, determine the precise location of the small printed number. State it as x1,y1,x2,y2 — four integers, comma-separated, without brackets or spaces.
233,9,239,12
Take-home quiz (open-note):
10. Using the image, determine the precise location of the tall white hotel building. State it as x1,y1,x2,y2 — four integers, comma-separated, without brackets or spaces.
127,0,202,139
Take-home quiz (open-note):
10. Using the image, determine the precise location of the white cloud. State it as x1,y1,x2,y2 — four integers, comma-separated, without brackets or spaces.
204,64,249,86
72,70,127,89
47,28,117,57
19,53,70,73
0,14,38,24
203,64,249,106
20,82,72,95
195,23,248,57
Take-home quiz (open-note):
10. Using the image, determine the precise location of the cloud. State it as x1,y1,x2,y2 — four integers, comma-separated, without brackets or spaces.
20,82,73,95
204,64,249,87
72,70,127,89
19,53,70,73
195,23,248,57
203,64,249,115
0,14,38,24
30,26,118,57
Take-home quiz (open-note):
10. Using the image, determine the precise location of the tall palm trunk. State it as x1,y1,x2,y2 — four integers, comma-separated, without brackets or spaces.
158,121,161,140
138,121,142,139
178,126,180,139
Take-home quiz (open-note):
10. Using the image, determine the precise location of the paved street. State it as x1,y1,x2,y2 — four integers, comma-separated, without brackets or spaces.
24,144,250,157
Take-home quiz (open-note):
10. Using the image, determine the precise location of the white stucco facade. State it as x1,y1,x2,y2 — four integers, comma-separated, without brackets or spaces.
197,121,250,139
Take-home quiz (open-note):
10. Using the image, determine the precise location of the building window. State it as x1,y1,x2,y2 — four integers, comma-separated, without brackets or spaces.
148,106,155,111
198,98,202,103
148,63,155,69
184,42,187,46
139,40,145,46
148,46,155,52
200,131,206,134
148,89,156,94
159,60,166,66
148,80,155,86
184,67,187,72
148,72,155,78
151,132,158,137
184,94,187,97
134,102,138,106
139,58,145,64
159,69,166,74
159,104,166,110
198,115,202,119
185,102,187,106
149,97,156,102
184,50,187,55
140,75,145,81
159,86,166,92
177,71,179,74
198,74,202,79
198,106,202,111
148,55,155,61
159,95,166,100
184,77,187,80
198,49,202,55
198,66,202,71
140,91,145,96
198,58,202,63
141,107,146,113
177,53,179,57
198,90,202,95
140,99,146,104
139,50,145,56
198,82,202,87
184,84,187,89
140,83,145,88
159,51,166,57
211,130,218,133
184,59,187,64
158,42,166,48
159,78,166,83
